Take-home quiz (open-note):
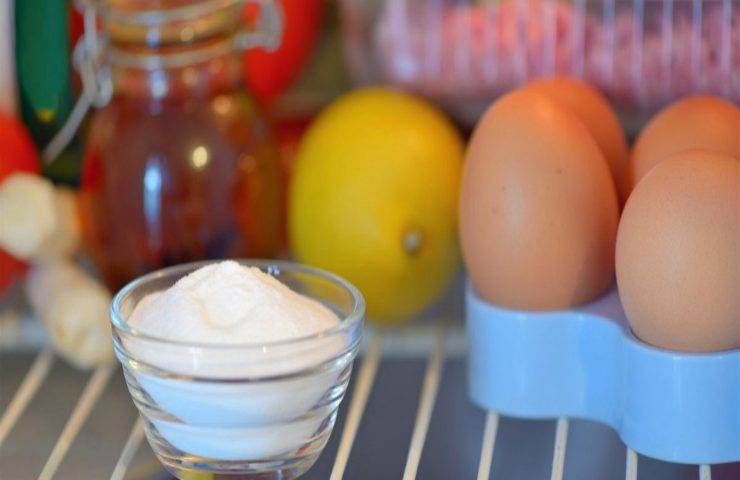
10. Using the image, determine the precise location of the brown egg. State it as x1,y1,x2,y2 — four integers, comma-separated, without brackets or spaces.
459,90,619,310
623,95,739,201
616,150,739,352
524,77,628,193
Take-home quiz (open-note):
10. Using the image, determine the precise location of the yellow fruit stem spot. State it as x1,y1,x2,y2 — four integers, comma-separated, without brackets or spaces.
402,228,423,256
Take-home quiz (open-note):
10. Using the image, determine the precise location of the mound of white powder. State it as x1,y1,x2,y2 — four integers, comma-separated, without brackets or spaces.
129,261,340,345
122,261,352,460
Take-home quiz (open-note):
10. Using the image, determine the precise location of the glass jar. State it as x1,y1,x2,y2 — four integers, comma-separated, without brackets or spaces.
79,0,284,289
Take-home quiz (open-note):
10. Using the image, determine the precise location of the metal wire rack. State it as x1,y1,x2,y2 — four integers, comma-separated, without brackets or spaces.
0,319,737,480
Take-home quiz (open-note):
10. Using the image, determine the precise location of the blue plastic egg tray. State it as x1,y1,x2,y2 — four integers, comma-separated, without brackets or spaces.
466,283,740,465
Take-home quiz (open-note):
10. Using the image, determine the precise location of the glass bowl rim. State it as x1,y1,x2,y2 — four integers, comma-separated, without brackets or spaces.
110,259,365,350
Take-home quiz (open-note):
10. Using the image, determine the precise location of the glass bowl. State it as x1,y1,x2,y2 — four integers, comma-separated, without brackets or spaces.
110,260,365,479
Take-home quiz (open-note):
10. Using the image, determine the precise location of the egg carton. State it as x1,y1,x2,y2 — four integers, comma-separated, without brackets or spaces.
466,283,740,465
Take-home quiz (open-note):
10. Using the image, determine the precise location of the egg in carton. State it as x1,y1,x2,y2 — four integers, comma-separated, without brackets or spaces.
461,86,739,465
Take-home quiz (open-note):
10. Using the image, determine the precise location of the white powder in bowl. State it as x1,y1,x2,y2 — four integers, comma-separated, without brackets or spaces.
129,260,339,345
121,261,354,460
125,260,346,379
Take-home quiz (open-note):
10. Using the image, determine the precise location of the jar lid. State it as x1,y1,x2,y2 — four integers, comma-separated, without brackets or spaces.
101,0,243,48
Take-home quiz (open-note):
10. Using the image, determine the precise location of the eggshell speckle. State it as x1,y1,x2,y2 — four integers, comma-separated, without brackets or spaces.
623,95,739,201
524,77,628,194
459,90,619,310
616,150,739,353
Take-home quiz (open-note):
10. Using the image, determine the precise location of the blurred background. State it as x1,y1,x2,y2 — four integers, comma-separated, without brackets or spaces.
0,0,737,479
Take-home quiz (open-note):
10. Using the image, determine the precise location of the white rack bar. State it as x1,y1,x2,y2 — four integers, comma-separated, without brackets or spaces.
626,448,638,480
699,464,711,480
402,323,447,480
550,418,569,480
0,347,55,447
37,365,115,480
329,332,382,480
476,411,500,480
110,417,145,480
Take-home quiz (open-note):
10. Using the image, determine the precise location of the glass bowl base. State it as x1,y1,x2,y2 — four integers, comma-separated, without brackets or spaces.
160,452,320,480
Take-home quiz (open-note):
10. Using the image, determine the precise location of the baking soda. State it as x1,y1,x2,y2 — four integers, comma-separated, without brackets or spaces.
130,260,339,344
127,261,341,378
123,261,349,460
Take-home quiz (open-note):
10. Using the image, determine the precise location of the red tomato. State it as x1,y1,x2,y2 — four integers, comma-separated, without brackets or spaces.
69,2,84,94
243,0,323,106
0,114,38,179
0,114,40,296
0,254,27,297
69,2,84,50
273,117,310,250
275,117,311,183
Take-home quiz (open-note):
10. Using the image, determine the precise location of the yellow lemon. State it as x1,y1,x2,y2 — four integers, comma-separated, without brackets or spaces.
289,88,464,324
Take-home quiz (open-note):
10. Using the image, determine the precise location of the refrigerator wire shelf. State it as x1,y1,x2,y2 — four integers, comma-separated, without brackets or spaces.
1,321,736,479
